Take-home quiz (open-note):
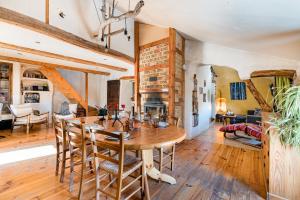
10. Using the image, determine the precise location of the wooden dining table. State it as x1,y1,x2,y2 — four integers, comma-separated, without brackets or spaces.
78,116,186,186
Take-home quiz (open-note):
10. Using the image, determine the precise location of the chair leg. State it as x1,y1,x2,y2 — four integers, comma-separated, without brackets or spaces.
95,166,100,200
171,144,176,171
116,177,122,200
89,160,93,173
60,149,66,183
69,147,74,192
159,148,163,173
26,123,30,134
78,160,84,200
140,165,144,199
55,142,60,176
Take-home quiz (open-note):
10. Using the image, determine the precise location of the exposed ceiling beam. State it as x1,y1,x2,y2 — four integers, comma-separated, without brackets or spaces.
0,42,127,72
120,76,134,80
251,70,297,79
0,55,110,76
0,7,134,64
45,0,49,24
245,79,273,112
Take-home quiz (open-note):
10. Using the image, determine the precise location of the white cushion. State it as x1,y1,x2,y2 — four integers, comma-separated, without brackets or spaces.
54,113,75,120
69,104,77,114
10,104,33,117
30,114,48,123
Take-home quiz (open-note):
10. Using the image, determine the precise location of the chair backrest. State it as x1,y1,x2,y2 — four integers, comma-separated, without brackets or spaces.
65,120,88,157
53,115,67,146
171,117,181,128
89,129,125,180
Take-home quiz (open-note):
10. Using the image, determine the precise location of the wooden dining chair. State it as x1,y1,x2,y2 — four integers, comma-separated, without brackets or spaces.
154,117,181,173
89,128,146,200
65,119,94,199
53,116,69,183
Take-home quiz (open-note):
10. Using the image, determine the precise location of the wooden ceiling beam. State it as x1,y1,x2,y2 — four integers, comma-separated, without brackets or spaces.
120,76,134,80
0,7,134,64
45,0,49,24
0,55,110,76
0,42,127,72
251,70,297,79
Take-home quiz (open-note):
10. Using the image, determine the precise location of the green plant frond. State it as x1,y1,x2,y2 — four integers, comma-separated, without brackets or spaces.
272,84,300,147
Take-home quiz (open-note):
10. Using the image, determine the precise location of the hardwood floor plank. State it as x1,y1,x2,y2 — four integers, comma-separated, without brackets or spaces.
0,125,266,200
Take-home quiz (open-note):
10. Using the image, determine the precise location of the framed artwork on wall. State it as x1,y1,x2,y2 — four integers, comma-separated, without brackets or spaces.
230,82,247,100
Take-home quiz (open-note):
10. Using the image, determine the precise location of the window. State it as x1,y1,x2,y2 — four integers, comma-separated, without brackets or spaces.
230,82,247,100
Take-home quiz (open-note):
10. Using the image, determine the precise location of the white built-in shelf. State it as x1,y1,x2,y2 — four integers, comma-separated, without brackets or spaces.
22,77,48,82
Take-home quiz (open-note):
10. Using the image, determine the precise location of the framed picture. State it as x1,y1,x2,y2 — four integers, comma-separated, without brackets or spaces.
204,80,206,87
203,93,207,102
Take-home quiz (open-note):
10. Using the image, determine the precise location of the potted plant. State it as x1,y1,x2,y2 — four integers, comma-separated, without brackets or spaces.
270,85,300,146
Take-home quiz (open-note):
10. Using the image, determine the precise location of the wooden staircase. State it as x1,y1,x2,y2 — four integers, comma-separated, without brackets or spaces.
39,66,88,111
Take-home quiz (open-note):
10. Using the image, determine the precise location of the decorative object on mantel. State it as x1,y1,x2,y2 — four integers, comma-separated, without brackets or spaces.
192,74,199,127
93,0,144,48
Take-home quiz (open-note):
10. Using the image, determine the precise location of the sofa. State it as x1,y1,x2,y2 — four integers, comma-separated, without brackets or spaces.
246,109,262,125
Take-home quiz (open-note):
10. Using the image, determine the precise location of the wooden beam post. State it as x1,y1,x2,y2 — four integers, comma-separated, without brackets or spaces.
85,72,89,116
168,28,176,121
45,0,49,24
134,21,140,113
244,79,273,112
0,55,110,76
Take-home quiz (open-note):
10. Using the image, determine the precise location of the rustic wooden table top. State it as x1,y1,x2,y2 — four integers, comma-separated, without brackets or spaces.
76,116,186,150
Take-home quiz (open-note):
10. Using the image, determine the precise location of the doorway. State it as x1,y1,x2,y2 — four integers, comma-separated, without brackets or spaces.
107,80,120,113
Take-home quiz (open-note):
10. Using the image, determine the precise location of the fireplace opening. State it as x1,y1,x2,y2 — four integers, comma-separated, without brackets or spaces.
143,93,167,119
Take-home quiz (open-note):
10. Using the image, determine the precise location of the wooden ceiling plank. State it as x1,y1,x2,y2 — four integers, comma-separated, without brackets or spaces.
0,42,127,72
251,70,296,79
0,6,134,64
0,55,110,76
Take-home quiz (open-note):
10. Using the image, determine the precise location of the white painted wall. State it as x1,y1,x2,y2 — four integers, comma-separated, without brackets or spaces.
11,62,21,104
119,79,134,112
53,69,108,112
184,64,213,139
186,41,300,82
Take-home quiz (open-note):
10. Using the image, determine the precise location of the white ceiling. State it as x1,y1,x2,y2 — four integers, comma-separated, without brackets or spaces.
0,22,134,79
117,0,300,61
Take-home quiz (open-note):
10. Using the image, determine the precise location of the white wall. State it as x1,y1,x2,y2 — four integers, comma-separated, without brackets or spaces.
184,64,213,139
186,41,300,82
53,69,108,112
119,79,134,112
11,62,21,105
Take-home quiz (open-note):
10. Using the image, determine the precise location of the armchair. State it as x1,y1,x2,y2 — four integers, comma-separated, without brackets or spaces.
9,104,49,134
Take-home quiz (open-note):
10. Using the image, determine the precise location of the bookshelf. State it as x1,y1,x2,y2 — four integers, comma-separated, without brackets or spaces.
0,62,12,114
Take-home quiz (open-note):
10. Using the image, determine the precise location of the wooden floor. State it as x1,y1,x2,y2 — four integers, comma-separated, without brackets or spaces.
0,124,266,200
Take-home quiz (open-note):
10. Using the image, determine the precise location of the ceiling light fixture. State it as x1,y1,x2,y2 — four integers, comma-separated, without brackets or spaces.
93,0,144,49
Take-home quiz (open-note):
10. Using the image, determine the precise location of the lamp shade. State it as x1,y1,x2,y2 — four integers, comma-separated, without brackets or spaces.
216,98,227,113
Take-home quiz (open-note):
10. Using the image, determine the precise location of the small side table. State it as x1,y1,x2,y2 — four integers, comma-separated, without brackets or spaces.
221,115,237,125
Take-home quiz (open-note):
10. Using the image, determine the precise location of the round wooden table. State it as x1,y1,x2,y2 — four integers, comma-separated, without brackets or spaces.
80,116,186,185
